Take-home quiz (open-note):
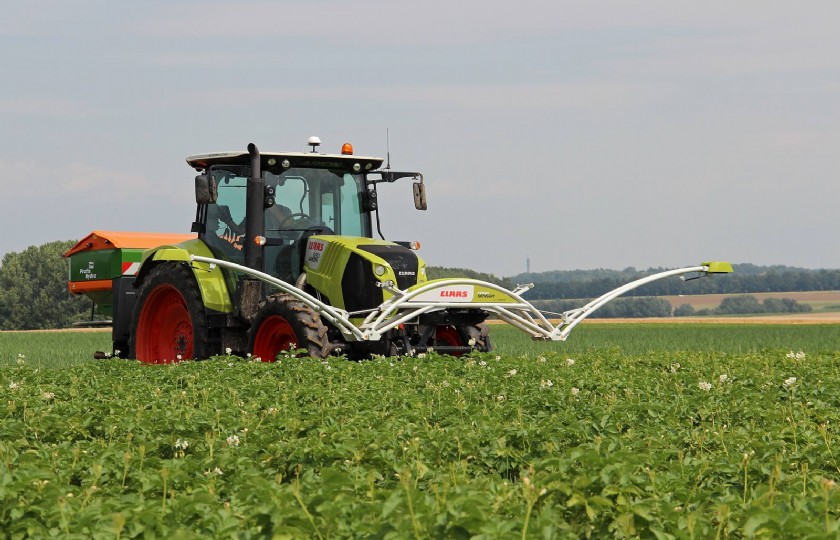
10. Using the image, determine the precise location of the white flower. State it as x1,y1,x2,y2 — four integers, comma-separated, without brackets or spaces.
719,374,729,383
784,376,797,388
540,379,554,388
176,354,182,360
566,358,575,366
225,347,232,355
570,387,580,397
506,369,517,377
698,381,712,391
226,435,240,447
479,360,487,367
42,392,55,400
204,467,223,477
538,356,547,363
496,394,506,402
174,438,189,450
114,350,121,356
670,363,680,373
468,338,476,346
786,350,806,360
8,382,19,390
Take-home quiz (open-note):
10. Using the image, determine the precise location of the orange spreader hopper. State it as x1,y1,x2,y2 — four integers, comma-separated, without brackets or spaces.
64,231,196,312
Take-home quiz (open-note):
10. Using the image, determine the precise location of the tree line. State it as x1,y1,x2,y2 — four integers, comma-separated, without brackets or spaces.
532,294,812,319
0,240,832,330
674,295,813,317
0,240,90,330
516,266,840,300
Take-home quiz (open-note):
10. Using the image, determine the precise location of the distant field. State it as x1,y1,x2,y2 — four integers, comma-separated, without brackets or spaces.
663,290,840,312
580,313,840,324
3,321,838,368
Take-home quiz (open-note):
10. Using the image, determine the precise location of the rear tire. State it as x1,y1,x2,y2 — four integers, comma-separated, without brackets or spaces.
249,294,330,360
130,263,211,363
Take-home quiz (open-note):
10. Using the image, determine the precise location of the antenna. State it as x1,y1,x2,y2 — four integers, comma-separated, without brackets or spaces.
385,128,391,170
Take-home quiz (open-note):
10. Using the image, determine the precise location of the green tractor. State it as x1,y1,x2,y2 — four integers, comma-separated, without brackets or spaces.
66,138,733,363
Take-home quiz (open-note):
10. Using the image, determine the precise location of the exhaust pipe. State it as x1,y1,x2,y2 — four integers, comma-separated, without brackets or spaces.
244,143,264,271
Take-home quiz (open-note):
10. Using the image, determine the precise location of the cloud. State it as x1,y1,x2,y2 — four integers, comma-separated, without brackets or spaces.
0,97,95,119
0,158,154,200
177,79,668,113
140,52,245,69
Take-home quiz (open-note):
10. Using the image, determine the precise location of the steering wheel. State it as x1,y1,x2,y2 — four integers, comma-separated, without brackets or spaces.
277,213,316,230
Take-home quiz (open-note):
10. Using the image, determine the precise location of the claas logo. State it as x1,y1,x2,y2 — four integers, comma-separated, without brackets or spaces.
308,240,325,252
440,290,469,298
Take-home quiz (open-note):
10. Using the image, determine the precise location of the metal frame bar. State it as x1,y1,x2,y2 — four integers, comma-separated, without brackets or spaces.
190,255,714,343
551,265,708,340
190,255,365,340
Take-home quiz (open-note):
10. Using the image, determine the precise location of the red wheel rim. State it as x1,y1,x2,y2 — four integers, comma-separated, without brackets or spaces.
252,315,298,362
135,285,193,363
435,325,465,356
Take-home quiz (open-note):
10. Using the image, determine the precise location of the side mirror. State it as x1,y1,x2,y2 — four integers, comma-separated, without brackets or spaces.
412,182,427,210
195,175,218,204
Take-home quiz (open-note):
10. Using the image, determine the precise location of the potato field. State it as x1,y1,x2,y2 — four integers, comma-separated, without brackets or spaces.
1,325,840,538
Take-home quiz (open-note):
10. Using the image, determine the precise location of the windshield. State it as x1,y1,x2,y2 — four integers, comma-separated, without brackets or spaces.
265,168,368,237
202,166,369,281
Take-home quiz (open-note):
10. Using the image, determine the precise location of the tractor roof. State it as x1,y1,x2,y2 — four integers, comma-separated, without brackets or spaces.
186,151,385,174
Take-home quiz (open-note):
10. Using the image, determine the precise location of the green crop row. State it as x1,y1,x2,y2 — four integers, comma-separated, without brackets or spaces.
2,323,838,369
492,323,840,357
2,340,840,538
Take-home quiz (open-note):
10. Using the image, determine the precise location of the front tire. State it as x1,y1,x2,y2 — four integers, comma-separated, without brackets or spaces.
130,263,211,363
249,294,330,361
434,323,492,356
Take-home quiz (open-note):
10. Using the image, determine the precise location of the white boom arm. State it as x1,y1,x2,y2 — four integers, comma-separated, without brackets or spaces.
190,255,730,342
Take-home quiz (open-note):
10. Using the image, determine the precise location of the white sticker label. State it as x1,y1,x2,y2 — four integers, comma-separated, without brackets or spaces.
305,238,327,270
415,285,475,303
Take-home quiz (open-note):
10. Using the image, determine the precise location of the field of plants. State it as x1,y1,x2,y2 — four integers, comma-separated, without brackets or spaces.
1,324,839,538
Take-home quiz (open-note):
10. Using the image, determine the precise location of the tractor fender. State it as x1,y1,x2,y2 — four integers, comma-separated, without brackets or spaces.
136,239,233,313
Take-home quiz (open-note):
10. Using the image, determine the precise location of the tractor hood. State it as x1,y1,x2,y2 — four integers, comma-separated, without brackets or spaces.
303,236,426,313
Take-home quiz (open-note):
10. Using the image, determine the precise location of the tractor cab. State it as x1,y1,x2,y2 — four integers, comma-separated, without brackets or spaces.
187,139,425,286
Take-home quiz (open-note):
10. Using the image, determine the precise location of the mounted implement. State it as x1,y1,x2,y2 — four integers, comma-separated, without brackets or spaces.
65,139,732,362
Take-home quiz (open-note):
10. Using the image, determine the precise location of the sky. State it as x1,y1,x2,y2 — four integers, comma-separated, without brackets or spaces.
1,1,839,278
